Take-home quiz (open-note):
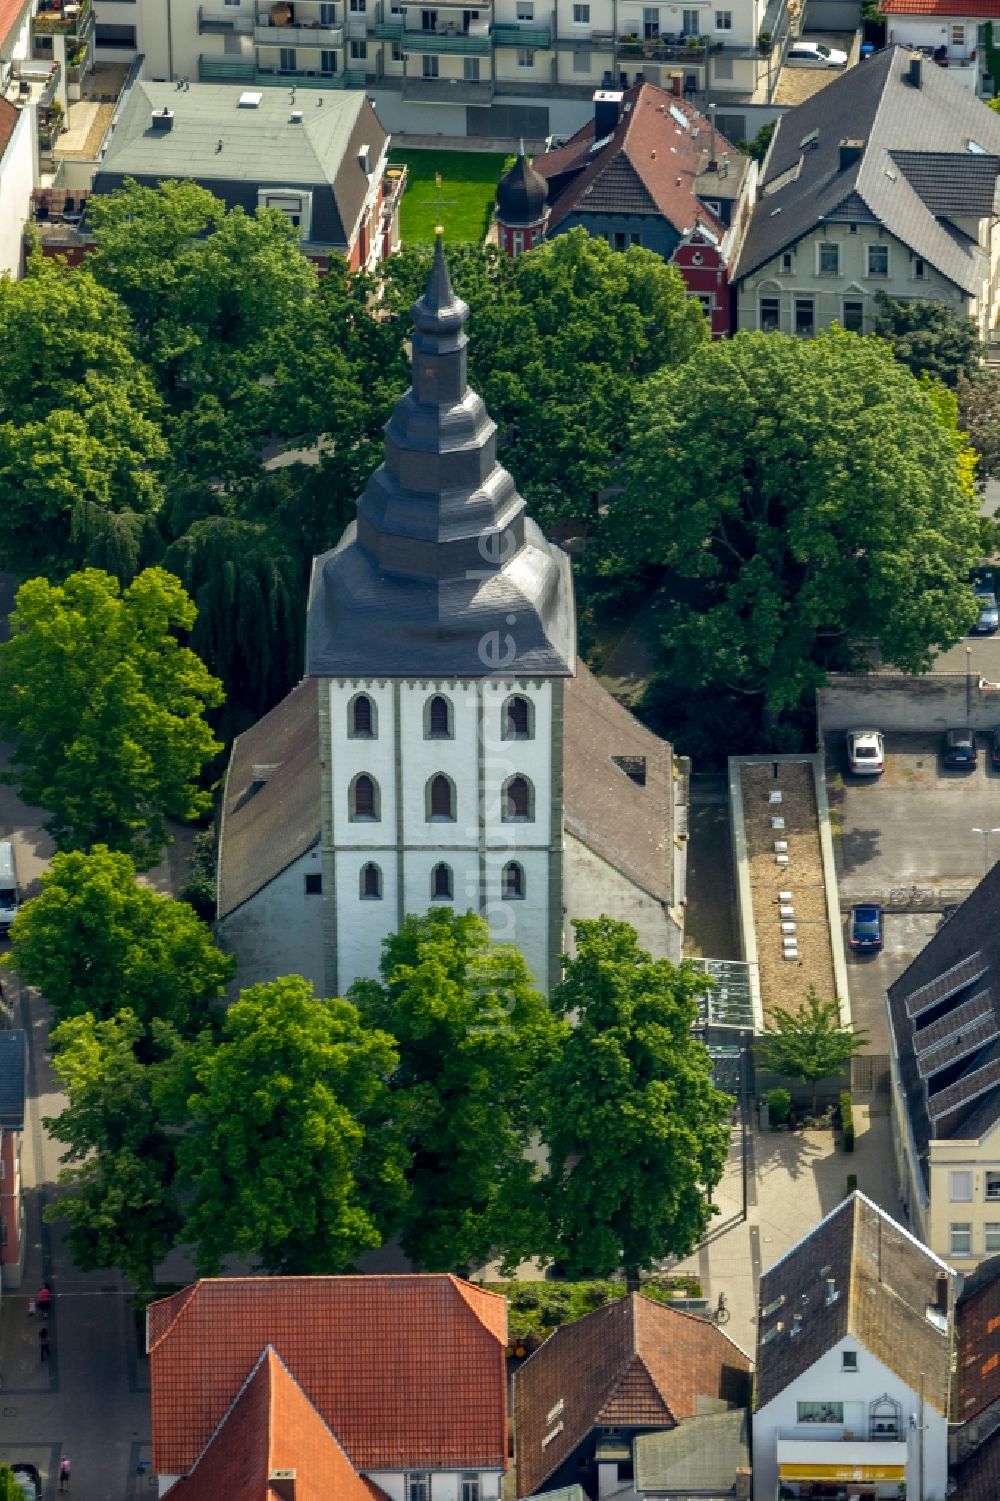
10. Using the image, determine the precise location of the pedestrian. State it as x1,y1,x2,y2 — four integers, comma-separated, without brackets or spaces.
27,1297,35,1317
37,1283,51,1315
39,1326,49,1361
59,1456,70,1491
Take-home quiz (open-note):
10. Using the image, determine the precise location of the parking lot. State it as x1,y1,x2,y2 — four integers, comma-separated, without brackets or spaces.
829,731,1000,1049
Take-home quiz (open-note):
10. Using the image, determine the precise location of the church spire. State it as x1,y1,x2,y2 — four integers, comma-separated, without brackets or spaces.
412,228,467,337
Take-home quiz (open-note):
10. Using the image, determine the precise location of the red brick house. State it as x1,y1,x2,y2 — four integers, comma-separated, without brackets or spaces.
147,1274,508,1499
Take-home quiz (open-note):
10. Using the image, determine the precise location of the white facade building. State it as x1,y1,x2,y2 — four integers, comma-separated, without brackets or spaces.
881,0,991,93
216,240,687,997
0,99,33,279
753,1192,955,1501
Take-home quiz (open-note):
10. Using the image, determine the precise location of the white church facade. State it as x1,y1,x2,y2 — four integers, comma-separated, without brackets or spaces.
216,241,688,996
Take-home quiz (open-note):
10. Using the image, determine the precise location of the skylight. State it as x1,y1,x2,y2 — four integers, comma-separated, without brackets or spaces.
669,104,689,128
589,133,612,154
968,138,987,155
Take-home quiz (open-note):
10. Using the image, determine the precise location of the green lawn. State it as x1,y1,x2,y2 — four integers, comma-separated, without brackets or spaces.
388,149,508,244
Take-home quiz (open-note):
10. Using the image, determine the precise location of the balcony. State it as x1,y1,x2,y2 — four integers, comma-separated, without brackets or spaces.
617,31,708,60
401,72,493,100
198,6,254,31
33,0,93,39
254,20,344,43
373,18,403,35
198,53,364,83
493,19,551,46
401,22,490,51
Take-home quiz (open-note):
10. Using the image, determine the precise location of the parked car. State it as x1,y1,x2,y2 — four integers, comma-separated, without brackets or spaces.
11,1466,41,1501
787,40,848,66
991,727,1000,770
943,728,978,769
972,586,1000,635
849,903,883,952
846,728,885,776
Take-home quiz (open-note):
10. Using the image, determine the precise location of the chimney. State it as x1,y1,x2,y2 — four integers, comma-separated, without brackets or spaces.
708,101,717,171
908,54,922,87
935,1272,950,1317
290,109,304,123
839,139,863,171
593,88,624,139
358,141,371,173
826,1277,839,1305
269,1472,296,1501
669,70,683,98
790,1312,803,1336
150,107,175,131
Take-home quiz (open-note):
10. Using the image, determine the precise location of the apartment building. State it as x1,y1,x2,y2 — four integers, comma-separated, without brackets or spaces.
93,0,792,139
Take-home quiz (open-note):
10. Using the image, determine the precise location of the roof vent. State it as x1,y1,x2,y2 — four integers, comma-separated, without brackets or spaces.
238,90,264,107
612,755,646,786
839,139,864,171
290,109,304,123
150,107,174,131
249,763,280,795
269,1473,297,1501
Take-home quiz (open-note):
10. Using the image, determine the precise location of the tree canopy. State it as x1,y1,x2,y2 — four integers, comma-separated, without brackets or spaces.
9,846,233,1036
538,918,730,1283
351,908,566,1273
755,990,868,1109
176,976,407,1275
600,329,982,734
872,290,982,388
0,567,224,866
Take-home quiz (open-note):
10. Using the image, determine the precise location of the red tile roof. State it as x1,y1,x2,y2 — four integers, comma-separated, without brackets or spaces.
167,1346,388,1501
148,1275,508,1480
882,0,1000,14
513,1294,751,1498
0,0,28,51
0,98,20,163
533,82,741,240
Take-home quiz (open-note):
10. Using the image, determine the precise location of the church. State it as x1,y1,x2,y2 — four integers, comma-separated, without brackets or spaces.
215,240,688,996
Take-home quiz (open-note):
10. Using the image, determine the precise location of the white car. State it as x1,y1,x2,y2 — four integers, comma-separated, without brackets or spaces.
787,40,849,67
847,729,885,777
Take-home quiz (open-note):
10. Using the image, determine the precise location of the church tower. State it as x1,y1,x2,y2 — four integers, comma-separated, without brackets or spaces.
305,237,575,993
495,145,549,257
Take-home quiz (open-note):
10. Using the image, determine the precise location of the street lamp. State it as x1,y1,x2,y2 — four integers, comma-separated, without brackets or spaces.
972,826,1000,877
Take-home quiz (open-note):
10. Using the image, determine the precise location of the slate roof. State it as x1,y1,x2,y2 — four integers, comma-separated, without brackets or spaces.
147,1275,508,1479
755,1192,954,1415
735,45,1000,292
0,1031,26,1132
886,860,1000,1177
532,81,745,239
216,677,320,920
513,1292,751,1499
563,661,674,904
633,1408,750,1494
92,82,386,250
882,0,1000,14
164,1345,387,1501
955,1254,1000,1423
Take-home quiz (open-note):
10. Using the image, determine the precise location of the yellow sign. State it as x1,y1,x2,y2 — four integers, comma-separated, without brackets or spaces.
779,1463,906,1482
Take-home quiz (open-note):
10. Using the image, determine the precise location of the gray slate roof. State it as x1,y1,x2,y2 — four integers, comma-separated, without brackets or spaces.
886,860,1000,1174
735,46,1000,291
755,1191,953,1415
0,1030,26,1131
633,1408,749,1494
93,81,386,250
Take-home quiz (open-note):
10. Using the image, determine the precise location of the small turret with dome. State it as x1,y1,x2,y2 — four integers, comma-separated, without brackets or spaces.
495,143,549,256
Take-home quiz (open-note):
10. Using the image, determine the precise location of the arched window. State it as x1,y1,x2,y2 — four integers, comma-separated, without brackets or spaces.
427,773,456,822
349,773,380,822
502,860,525,900
502,774,532,822
349,693,376,739
425,694,453,740
502,694,533,740
431,862,453,900
360,862,383,900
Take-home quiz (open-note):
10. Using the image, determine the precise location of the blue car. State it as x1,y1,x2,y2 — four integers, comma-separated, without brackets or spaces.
849,904,883,953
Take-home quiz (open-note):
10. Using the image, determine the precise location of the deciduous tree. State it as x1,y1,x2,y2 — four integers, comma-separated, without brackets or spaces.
872,290,982,387
0,568,224,866
603,330,982,735
9,846,233,1036
351,908,566,1274
755,989,868,1110
538,918,730,1285
177,976,406,1275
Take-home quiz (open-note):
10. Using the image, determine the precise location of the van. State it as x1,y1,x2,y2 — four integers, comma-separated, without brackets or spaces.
0,842,19,930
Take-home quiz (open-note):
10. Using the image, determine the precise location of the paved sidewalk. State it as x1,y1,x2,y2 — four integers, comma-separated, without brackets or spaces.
672,1103,900,1356
0,978,152,1501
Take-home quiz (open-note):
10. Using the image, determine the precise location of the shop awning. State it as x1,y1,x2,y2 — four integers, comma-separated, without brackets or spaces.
778,1462,905,1482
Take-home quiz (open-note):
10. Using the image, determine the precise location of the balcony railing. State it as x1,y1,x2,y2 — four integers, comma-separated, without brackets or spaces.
401,24,490,51
199,53,364,82
401,72,493,100
493,20,551,46
617,32,708,60
198,6,254,30
254,20,344,44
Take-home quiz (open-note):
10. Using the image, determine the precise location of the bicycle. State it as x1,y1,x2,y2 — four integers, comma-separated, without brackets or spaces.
712,1291,730,1325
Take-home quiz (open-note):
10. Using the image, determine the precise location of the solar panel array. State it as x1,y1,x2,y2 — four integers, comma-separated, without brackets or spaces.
927,1054,1000,1122
905,952,988,1019
915,988,997,1079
